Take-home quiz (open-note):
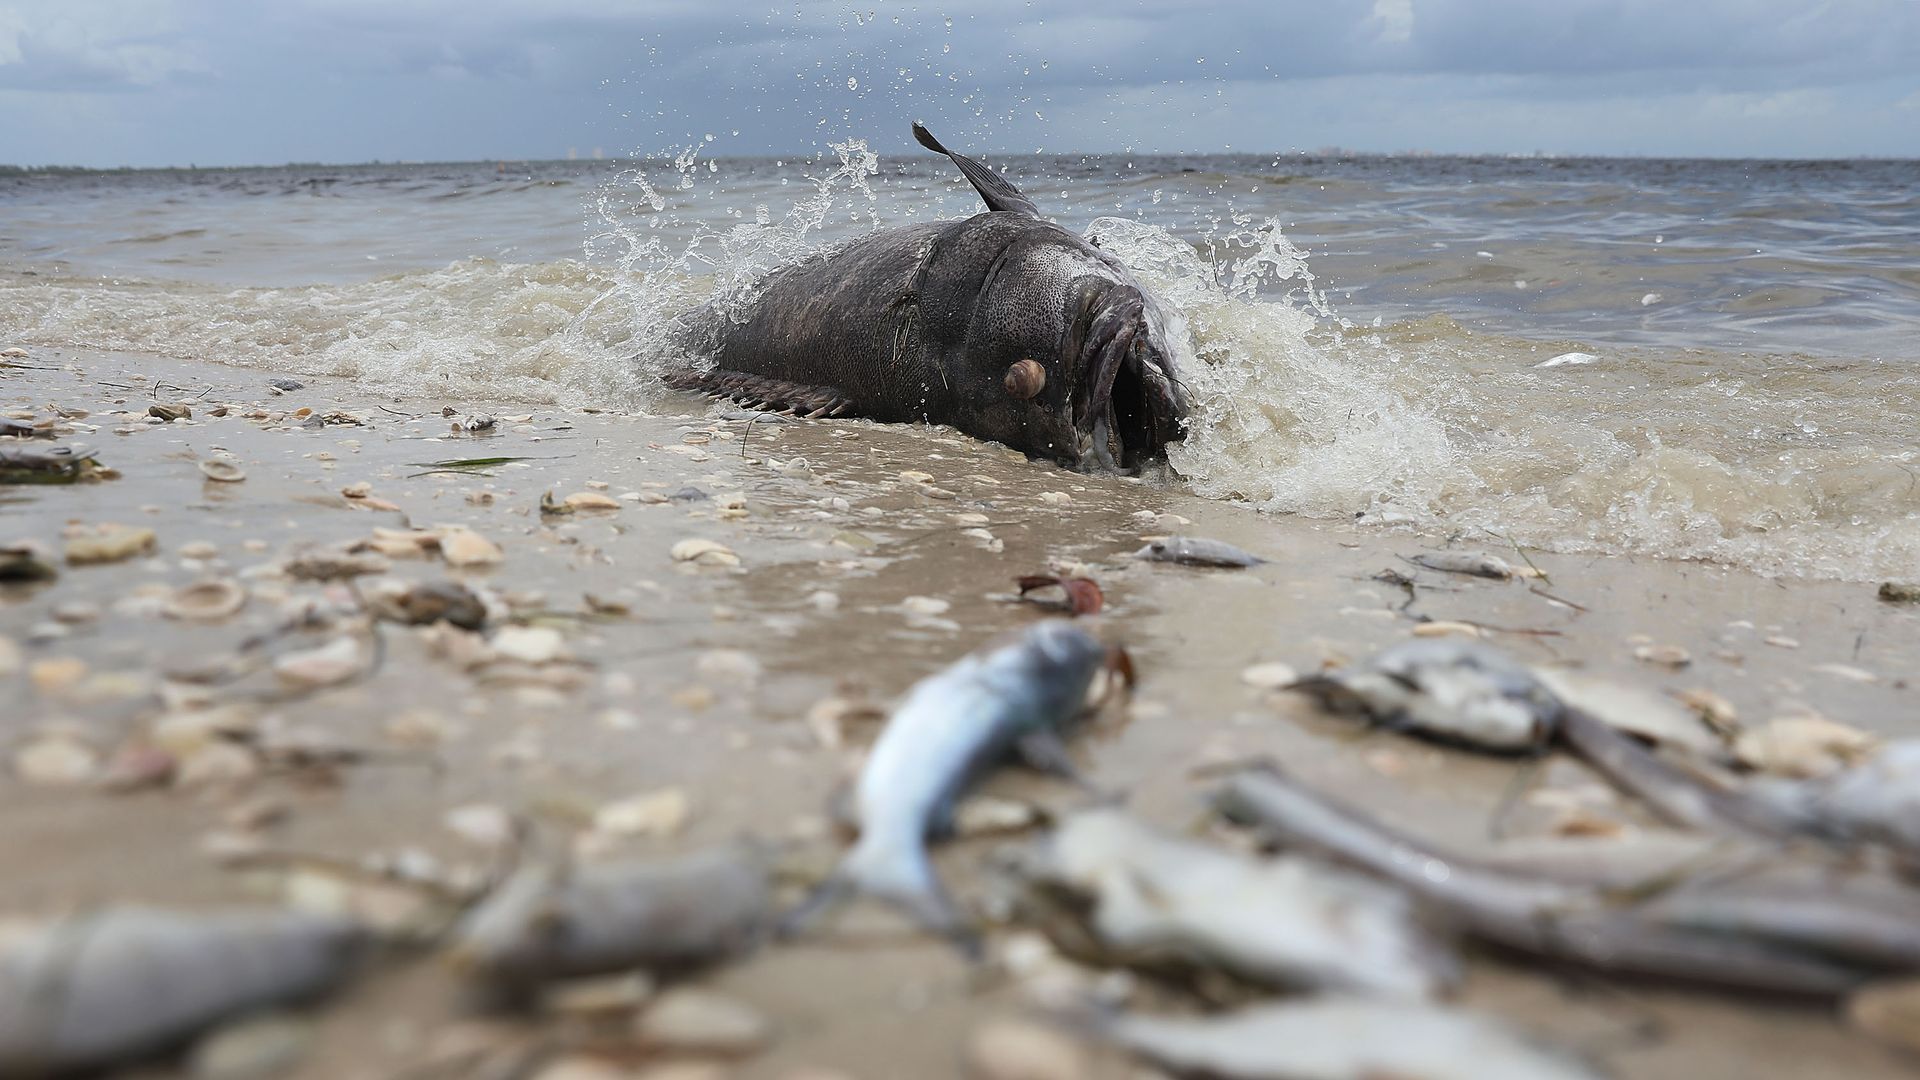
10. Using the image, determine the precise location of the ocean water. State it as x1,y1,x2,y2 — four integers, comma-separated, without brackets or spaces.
3,148,1917,580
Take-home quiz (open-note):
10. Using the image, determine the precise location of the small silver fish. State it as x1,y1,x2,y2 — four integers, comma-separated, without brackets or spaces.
1022,808,1456,997
1082,997,1599,1080
1289,638,1562,752
1758,739,1920,856
784,620,1111,951
1131,535,1266,568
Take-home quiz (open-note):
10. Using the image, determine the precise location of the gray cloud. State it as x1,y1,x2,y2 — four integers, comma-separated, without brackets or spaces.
0,0,1915,166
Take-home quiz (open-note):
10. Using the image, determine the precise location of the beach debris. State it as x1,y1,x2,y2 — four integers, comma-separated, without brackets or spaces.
1081,997,1598,1080
198,459,246,483
0,541,58,582
64,523,157,565
1239,661,1299,690
268,378,304,392
0,446,109,484
593,788,691,838
634,987,774,1056
439,528,505,568
783,621,1114,951
0,907,364,1075
163,580,249,622
1015,574,1104,616
1848,978,1920,1055
803,693,887,750
670,538,740,568
953,795,1044,838
446,845,770,986
1536,351,1600,368
563,491,623,511
271,636,367,690
489,625,567,665
1880,581,1920,604
281,546,389,581
148,402,193,422
538,491,573,517
1733,714,1877,779
368,580,487,630
1216,766,1876,994
1287,639,1562,752
1675,687,1740,736
965,1018,1093,1080
454,413,497,433
1018,808,1454,997
1409,551,1524,580
12,730,102,786
1632,643,1692,668
187,1012,312,1078
1131,536,1265,568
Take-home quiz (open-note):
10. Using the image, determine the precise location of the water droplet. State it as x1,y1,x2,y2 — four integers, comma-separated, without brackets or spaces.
847,77,858,90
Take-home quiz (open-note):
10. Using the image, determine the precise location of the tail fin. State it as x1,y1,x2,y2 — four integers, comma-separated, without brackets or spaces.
778,835,981,958
911,122,1041,218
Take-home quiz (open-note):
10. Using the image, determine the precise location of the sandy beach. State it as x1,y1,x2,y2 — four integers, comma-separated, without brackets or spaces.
2,341,1917,1077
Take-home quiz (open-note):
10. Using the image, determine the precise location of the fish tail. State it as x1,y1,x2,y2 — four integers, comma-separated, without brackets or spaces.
778,837,980,958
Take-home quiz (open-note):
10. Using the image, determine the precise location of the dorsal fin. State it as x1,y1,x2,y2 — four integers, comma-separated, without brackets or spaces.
913,122,1040,218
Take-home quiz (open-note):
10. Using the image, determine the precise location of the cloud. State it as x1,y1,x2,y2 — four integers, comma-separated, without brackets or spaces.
0,0,1915,165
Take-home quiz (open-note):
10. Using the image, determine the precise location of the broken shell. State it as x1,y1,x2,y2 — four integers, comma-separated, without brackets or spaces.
164,580,248,621
149,402,193,422
65,524,158,566
271,637,365,689
594,788,690,838
966,1018,1091,1080
634,988,772,1056
954,795,1043,837
490,626,566,665
563,491,623,511
1733,714,1877,779
198,460,246,483
670,538,740,567
1849,978,1920,1054
1239,661,1299,690
441,530,505,568
13,733,101,786
1632,643,1691,668
281,547,389,581
1675,687,1739,736
1004,358,1047,400
444,804,516,850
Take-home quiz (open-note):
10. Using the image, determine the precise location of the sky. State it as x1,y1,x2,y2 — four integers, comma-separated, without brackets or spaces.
1,0,1917,167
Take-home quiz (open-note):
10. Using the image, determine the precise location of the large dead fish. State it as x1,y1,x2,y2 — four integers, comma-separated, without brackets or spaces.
0,907,365,1075
669,124,1188,471
1017,808,1455,998
783,620,1114,952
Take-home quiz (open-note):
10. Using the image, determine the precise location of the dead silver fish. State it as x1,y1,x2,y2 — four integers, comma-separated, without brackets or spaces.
447,845,769,986
0,907,364,1075
1756,739,1920,859
1288,639,1561,752
1131,536,1266,568
1081,997,1598,1080
1216,766,1871,995
1020,808,1455,997
1408,550,1521,580
783,620,1112,951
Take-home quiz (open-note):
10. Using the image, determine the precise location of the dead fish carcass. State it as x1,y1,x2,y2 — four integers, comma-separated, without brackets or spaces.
1018,808,1455,998
1081,997,1598,1080
1408,550,1523,580
0,447,105,486
447,845,770,988
1756,740,1920,860
1288,639,1562,752
0,907,365,1075
784,620,1115,951
1131,536,1266,568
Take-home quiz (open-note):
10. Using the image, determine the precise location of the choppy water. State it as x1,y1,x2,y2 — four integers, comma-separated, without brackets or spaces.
3,149,1917,580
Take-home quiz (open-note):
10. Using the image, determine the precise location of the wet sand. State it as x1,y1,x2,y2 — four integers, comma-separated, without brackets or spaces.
4,344,1918,1078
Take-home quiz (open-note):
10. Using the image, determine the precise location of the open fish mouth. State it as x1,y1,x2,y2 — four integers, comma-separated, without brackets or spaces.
1070,292,1185,471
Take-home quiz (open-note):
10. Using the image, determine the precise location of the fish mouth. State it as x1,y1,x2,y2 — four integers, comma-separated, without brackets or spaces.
1070,291,1185,471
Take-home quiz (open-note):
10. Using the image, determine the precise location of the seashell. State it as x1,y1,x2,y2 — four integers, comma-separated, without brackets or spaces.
489,626,565,665
670,538,739,567
633,988,771,1056
271,637,365,689
440,530,504,568
563,491,623,511
1734,714,1877,779
593,788,690,838
1004,358,1047,399
164,580,248,621
148,402,192,422
198,460,245,483
1240,662,1299,689
65,525,157,566
1632,643,1691,668
13,732,100,786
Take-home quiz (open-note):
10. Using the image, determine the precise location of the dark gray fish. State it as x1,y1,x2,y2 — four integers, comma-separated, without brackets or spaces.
669,124,1187,471
783,620,1111,951
1130,535,1266,568
446,845,770,987
1289,639,1562,752
0,908,365,1074
1215,766,1877,995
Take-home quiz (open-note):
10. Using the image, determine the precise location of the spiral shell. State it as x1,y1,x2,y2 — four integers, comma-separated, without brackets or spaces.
1004,359,1047,400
